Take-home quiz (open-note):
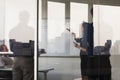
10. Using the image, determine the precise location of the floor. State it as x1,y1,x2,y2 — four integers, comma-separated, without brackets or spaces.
74,78,82,80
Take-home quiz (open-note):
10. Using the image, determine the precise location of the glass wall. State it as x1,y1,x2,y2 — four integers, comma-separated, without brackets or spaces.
4,0,37,51
70,2,88,38
94,4,120,80
39,0,120,80
39,1,88,56
0,0,37,52
70,2,88,55
0,0,37,79
38,0,88,80
47,1,65,55
94,5,120,54
0,0,5,40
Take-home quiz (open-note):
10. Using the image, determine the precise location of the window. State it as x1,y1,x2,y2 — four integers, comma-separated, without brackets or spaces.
47,1,65,55
70,2,88,38
70,2,88,55
4,0,37,51
39,1,88,56
94,5,120,54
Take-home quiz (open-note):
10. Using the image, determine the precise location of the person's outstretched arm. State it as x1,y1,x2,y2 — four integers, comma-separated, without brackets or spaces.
73,42,86,52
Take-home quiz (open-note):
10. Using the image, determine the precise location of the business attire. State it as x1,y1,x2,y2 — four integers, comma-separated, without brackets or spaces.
9,40,34,80
75,38,88,79
13,57,34,80
9,20,34,80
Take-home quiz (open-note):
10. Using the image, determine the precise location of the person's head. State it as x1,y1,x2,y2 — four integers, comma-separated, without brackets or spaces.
81,25,84,33
79,22,86,37
0,44,8,52
90,8,93,17
19,11,30,24
81,22,86,33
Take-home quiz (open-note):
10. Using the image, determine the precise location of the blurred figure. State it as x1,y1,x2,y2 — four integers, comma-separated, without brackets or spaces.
9,11,34,80
67,23,88,80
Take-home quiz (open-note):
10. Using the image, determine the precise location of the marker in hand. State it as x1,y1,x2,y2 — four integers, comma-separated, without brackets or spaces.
66,28,71,32
66,28,76,39
73,42,79,47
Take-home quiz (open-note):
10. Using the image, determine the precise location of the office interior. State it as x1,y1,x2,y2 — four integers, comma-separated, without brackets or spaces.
39,0,120,80
0,0,36,79
0,0,120,80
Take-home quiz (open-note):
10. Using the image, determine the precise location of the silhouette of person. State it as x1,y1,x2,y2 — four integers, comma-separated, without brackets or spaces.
66,8,94,80
9,11,34,42
9,11,34,80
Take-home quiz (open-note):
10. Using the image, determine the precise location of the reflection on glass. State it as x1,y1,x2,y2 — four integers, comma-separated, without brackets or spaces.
39,2,89,56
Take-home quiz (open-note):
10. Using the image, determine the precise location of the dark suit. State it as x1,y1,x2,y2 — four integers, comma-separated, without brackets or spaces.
75,38,88,76
13,57,34,80
10,40,34,80
88,40,112,80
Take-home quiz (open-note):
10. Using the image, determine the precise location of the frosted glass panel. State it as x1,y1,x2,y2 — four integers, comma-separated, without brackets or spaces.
48,1,65,40
70,2,88,38
0,0,5,40
4,0,37,51
70,2,88,55
94,5,120,55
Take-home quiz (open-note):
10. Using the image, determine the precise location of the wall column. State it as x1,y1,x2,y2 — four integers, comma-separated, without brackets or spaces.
41,0,48,49
65,0,70,54
88,2,93,23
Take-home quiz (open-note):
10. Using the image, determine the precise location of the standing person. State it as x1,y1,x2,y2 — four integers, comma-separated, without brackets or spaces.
9,11,34,80
67,23,88,80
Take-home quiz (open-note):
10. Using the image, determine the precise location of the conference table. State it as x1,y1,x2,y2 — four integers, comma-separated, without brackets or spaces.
38,68,54,80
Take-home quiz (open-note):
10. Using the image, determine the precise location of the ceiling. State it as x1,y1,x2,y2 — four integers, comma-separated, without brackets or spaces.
48,0,120,6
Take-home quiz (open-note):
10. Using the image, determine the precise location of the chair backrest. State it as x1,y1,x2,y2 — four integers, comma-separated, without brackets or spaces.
0,40,4,46
93,40,112,55
94,46,105,55
9,39,34,56
104,40,112,51
9,39,16,52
